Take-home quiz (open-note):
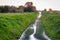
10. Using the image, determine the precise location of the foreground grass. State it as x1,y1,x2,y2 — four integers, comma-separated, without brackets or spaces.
41,12,60,40
0,12,38,40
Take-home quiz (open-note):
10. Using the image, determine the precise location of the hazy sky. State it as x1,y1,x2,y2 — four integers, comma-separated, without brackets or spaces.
0,0,60,10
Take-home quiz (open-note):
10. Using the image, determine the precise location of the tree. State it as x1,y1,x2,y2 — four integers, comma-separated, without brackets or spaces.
8,6,16,13
25,2,33,7
24,2,36,12
0,6,3,12
49,8,52,11
3,6,9,13
43,9,47,11
0,6,9,13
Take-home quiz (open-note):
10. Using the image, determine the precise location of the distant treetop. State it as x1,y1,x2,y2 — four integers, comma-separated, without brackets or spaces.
25,2,33,7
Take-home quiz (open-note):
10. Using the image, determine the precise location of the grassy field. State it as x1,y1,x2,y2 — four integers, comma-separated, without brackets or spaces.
0,12,38,40
41,12,60,40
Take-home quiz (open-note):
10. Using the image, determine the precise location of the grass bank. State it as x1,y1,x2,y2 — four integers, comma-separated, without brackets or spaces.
0,12,38,40
41,12,60,40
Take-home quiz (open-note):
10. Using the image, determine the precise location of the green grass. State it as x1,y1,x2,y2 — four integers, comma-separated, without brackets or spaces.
41,12,60,40
0,12,38,40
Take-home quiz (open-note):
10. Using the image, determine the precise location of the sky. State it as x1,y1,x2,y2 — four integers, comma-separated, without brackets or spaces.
0,0,60,10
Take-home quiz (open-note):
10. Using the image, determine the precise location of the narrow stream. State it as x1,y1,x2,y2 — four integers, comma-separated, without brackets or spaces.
18,12,51,40
29,12,41,40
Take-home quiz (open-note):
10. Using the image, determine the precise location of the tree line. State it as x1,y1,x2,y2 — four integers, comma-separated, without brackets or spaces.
0,2,36,13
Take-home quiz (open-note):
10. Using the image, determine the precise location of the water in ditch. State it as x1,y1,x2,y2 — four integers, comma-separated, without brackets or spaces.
18,12,51,40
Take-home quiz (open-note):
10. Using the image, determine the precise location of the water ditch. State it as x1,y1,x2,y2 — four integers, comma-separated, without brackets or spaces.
18,12,51,40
